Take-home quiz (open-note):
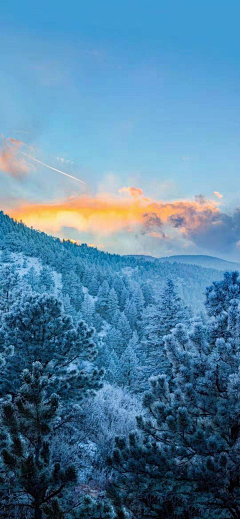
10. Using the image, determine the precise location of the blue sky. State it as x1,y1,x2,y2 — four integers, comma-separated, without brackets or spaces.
1,1,240,259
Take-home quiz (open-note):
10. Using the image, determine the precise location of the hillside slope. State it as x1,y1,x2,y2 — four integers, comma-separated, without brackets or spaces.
0,210,224,311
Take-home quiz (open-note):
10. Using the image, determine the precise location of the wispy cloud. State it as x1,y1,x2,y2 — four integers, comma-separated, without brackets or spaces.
214,191,223,199
0,137,33,178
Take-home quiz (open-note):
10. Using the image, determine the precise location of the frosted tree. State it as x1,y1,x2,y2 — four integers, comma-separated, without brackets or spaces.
124,299,138,329
205,270,240,317
106,288,119,324
141,278,188,378
0,264,21,317
1,362,77,519
39,265,55,293
1,248,12,263
116,313,132,355
96,280,110,318
81,292,95,326
110,299,240,519
88,274,99,297
23,266,40,292
119,286,128,311
0,293,103,402
118,332,140,391
104,327,124,358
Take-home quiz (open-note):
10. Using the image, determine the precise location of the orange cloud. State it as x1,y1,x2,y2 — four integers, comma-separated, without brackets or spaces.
0,137,32,178
119,186,143,198
8,189,220,241
214,191,223,199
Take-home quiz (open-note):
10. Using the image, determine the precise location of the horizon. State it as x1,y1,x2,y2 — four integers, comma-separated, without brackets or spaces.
2,208,240,266
1,1,240,260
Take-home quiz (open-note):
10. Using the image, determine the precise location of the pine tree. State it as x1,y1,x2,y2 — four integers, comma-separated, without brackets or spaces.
0,263,21,317
1,362,77,519
119,287,128,312
206,270,240,317
124,299,138,329
88,275,99,297
81,292,95,326
105,327,124,358
96,280,110,318
106,288,119,324
110,298,240,519
118,333,140,391
0,293,103,401
23,265,40,292
39,265,55,293
142,278,188,378
117,313,132,353
1,248,12,263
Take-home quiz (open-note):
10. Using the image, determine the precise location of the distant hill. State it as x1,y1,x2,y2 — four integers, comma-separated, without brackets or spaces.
158,255,240,271
127,254,240,272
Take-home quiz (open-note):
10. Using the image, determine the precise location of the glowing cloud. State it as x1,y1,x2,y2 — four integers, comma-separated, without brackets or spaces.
214,191,223,199
8,188,220,244
0,137,32,178
119,186,143,198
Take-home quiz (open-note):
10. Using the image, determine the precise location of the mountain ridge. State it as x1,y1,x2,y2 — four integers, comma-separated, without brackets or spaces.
125,254,240,271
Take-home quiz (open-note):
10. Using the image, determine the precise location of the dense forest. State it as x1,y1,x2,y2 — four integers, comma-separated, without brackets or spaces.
0,210,239,518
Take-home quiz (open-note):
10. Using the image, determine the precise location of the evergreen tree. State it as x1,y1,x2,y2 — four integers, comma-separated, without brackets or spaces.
96,281,110,318
142,279,188,378
1,248,12,263
1,362,77,519
106,288,119,324
0,293,103,401
124,299,138,329
88,275,99,297
110,300,240,519
0,263,21,317
206,270,240,317
118,333,140,391
23,266,40,293
119,287,128,312
81,292,95,326
117,314,132,353
39,265,55,293
105,327,124,358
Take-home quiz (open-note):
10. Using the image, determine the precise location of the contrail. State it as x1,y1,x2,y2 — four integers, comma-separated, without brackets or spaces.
20,152,85,184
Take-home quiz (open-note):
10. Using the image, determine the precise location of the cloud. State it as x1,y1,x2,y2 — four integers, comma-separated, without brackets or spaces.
194,194,206,205
7,187,220,247
186,209,240,253
141,212,165,238
214,191,223,199
4,179,240,255
119,186,143,198
0,137,32,178
168,214,186,228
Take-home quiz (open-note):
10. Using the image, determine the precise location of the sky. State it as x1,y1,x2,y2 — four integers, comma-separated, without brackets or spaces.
1,1,240,259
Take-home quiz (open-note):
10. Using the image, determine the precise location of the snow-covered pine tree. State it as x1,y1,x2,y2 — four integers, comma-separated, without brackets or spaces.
1,362,77,519
141,278,188,379
96,280,110,319
0,293,103,401
118,332,140,391
205,270,240,317
39,265,55,293
110,297,240,518
81,292,95,326
0,263,21,318
23,265,40,292
106,288,119,324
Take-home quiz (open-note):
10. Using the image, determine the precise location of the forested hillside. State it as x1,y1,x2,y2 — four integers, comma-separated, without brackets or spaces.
0,210,240,518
